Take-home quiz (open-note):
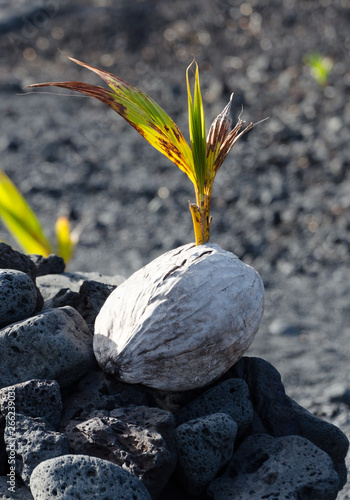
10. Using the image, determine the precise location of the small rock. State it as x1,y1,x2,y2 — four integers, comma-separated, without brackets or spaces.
4,413,69,486
175,413,237,495
175,379,253,436
29,454,152,500
0,379,62,428
29,254,65,276
0,306,96,389
0,243,43,313
0,243,37,281
0,270,38,328
207,434,340,500
64,405,177,498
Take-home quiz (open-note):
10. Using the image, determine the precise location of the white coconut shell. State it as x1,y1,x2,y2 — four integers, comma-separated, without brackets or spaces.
94,243,264,391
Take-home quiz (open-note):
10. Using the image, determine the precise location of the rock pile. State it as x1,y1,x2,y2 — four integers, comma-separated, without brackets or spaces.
0,243,348,499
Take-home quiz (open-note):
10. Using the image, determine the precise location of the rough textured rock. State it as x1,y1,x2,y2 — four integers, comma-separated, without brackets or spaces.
59,369,149,429
0,243,43,313
0,306,96,389
64,405,177,498
175,413,237,495
29,254,65,277
229,357,349,488
0,270,38,328
0,243,37,282
175,379,253,437
207,434,340,500
0,379,62,428
4,413,69,486
0,413,7,476
287,396,349,489
37,272,124,304
94,243,264,391
29,454,152,500
228,357,302,436
0,475,34,500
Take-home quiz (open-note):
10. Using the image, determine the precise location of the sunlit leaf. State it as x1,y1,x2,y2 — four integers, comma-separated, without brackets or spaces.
0,169,52,256
27,56,197,186
55,215,76,263
186,60,206,197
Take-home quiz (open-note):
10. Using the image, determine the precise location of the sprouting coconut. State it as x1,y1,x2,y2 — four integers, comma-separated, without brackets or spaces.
29,57,265,390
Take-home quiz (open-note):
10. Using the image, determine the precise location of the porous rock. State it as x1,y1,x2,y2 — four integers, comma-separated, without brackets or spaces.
4,413,69,486
37,272,124,304
59,369,149,428
287,396,349,488
207,434,340,500
228,356,301,436
29,454,152,500
0,379,62,428
229,357,349,487
0,243,43,313
94,243,264,391
0,270,38,328
175,379,253,436
64,405,177,498
0,475,34,500
175,413,237,495
29,254,65,276
0,243,37,282
0,306,96,389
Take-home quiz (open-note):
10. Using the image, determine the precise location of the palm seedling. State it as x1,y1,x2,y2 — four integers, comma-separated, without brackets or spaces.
0,168,77,262
28,57,260,245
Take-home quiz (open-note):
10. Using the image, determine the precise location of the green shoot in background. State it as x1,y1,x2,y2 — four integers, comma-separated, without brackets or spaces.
28,57,261,245
0,168,76,262
304,52,333,86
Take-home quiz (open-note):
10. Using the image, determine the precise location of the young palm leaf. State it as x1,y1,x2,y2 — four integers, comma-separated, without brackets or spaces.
0,169,76,262
0,169,52,256
28,57,258,245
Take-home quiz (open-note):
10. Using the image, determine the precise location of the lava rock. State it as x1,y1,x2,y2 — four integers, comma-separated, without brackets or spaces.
228,357,349,487
4,413,69,486
228,356,301,436
64,405,177,498
29,454,152,500
29,254,65,276
36,272,124,304
74,280,117,327
175,379,253,436
59,369,149,428
207,434,340,500
0,379,62,428
0,306,96,389
175,413,237,495
0,243,37,282
0,243,43,313
0,413,7,476
0,475,34,499
287,396,349,489
0,270,38,328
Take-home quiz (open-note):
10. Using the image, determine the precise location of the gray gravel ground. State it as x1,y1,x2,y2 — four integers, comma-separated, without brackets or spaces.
1,0,350,496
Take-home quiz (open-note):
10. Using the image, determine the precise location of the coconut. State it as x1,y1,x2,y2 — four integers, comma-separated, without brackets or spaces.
93,243,264,391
